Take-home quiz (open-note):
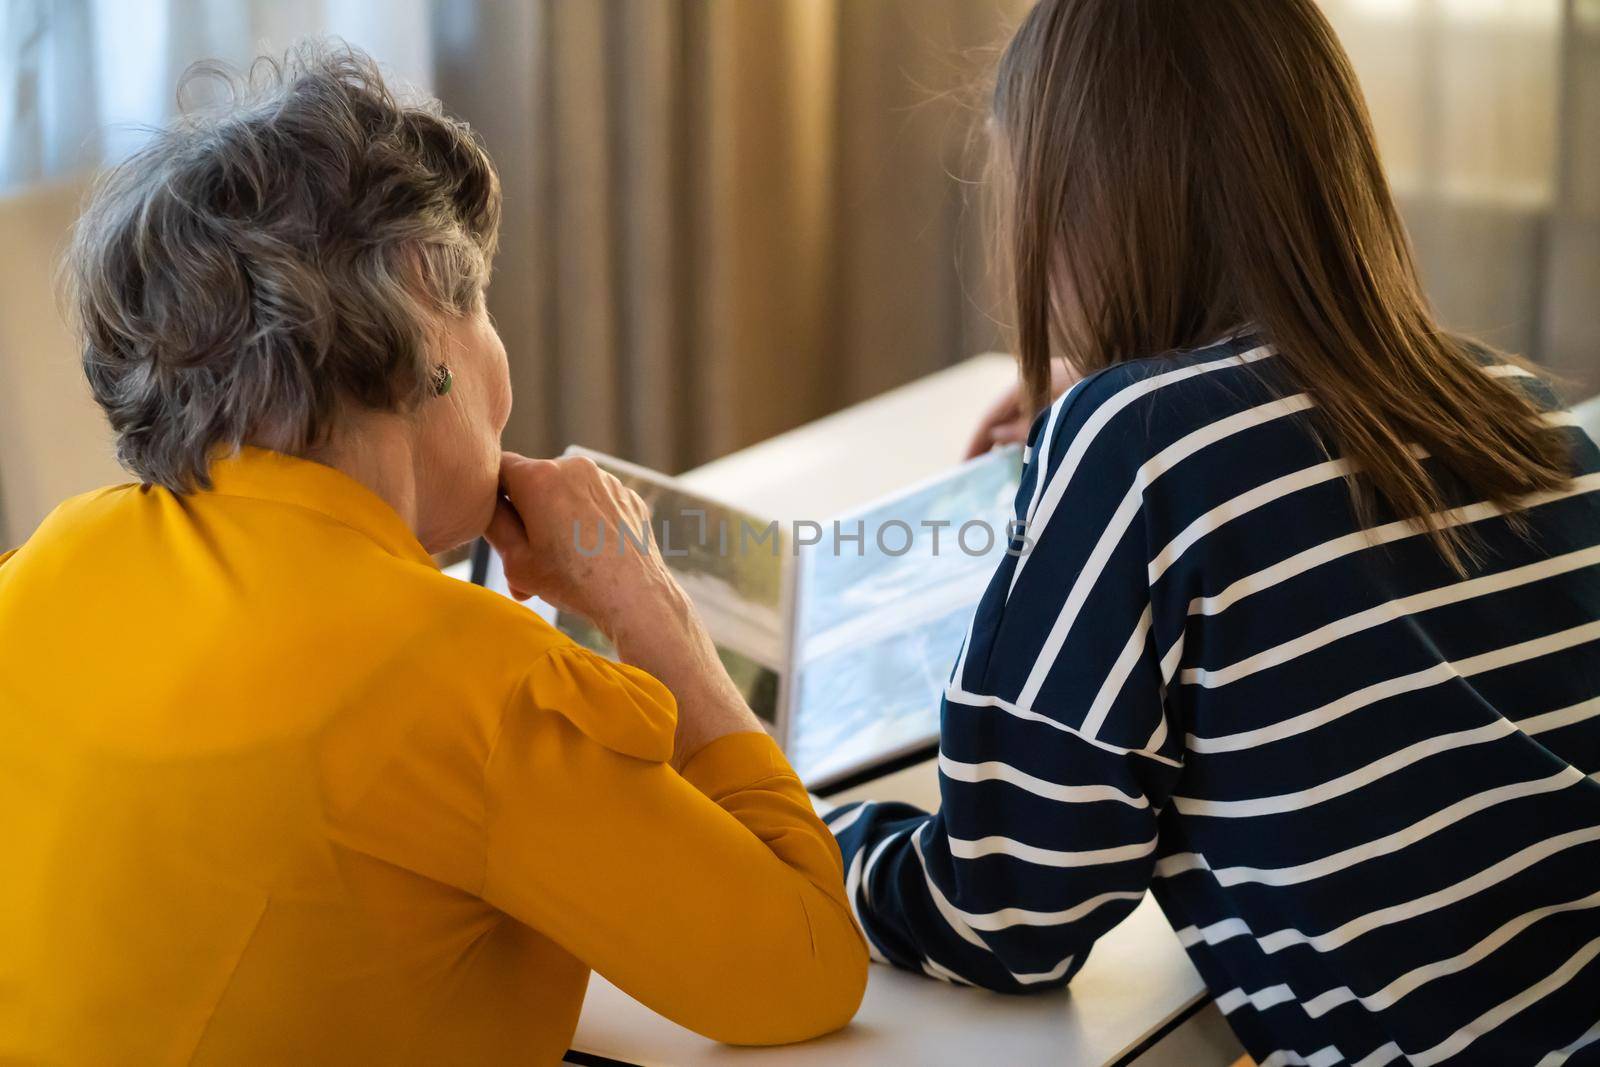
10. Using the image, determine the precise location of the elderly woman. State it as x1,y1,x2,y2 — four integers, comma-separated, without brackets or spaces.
0,49,865,1064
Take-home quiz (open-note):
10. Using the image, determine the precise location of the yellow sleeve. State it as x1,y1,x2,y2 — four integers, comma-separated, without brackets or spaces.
482,645,868,1046
0,549,16,568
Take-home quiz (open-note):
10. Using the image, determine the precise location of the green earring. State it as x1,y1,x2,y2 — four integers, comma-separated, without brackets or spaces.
432,364,454,396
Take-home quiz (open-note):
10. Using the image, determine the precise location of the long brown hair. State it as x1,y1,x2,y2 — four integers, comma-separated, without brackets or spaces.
992,0,1571,570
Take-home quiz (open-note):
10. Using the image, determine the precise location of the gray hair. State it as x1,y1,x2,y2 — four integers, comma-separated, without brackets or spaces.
69,43,501,491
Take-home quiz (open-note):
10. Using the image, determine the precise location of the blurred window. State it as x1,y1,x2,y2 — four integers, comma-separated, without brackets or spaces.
1323,0,1562,208
1,0,433,194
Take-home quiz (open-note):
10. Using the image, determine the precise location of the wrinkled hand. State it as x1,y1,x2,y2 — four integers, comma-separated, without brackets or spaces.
964,362,1079,459
486,452,677,640
486,450,764,768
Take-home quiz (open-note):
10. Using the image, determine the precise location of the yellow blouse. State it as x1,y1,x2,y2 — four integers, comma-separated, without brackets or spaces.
0,447,867,1065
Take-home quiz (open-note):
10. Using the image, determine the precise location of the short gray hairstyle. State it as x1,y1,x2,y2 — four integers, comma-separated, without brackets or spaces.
69,43,501,491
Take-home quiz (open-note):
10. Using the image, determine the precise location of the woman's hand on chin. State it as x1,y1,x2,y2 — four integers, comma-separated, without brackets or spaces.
488,450,765,767
487,452,678,636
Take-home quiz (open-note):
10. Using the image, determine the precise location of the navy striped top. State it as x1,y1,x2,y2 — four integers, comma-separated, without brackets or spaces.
828,335,1600,1065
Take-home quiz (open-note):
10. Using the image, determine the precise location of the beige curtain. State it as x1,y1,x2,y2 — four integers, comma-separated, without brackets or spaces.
1321,0,1600,399
435,0,1028,472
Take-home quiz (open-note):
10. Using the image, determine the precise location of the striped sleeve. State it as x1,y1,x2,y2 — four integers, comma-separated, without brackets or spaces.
828,367,1190,992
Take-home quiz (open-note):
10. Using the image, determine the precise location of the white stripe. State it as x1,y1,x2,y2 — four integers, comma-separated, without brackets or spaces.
1216,983,1296,1015
1173,718,1519,818
918,843,1145,932
1187,619,1600,753
1007,344,1276,597
1257,825,1600,955
1351,1043,1404,1067
861,831,900,909
1135,444,1400,706
1022,386,1068,526
952,385,1069,691
1021,393,1312,707
1204,769,1583,886
949,616,979,695
849,826,902,965
1191,661,1454,754
975,402,1058,690
1258,1045,1344,1067
1178,831,1600,961
1010,953,1077,986
1135,388,1576,701
947,888,1145,932
1410,933,1600,1066
948,833,1157,868
1538,1016,1600,1067
1155,852,1208,878
1183,543,1600,689
825,804,867,836
1520,695,1600,736
1303,886,1600,1020
1159,631,1186,688
938,752,1148,808
1018,485,1144,705
920,956,973,986
953,400,1069,690
1080,605,1154,740
910,831,991,951
1149,457,1353,586
1484,363,1538,378
1187,473,1600,619
1175,917,1252,949
1143,702,1170,754
909,832,1109,987
842,847,888,965
945,683,1183,767
843,839,867,904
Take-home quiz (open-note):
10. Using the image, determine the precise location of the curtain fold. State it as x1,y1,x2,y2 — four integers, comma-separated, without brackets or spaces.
436,0,1025,473
1323,0,1599,399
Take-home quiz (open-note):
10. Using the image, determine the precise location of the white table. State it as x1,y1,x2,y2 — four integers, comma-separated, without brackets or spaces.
568,357,1243,1066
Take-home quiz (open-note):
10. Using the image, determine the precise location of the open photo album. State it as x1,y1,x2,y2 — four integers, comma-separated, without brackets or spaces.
482,445,1023,787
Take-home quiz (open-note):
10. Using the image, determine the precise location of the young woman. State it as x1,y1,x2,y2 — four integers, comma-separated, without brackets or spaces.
829,1,1600,1063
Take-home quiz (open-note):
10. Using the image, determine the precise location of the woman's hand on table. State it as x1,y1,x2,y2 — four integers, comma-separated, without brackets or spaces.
487,451,764,768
